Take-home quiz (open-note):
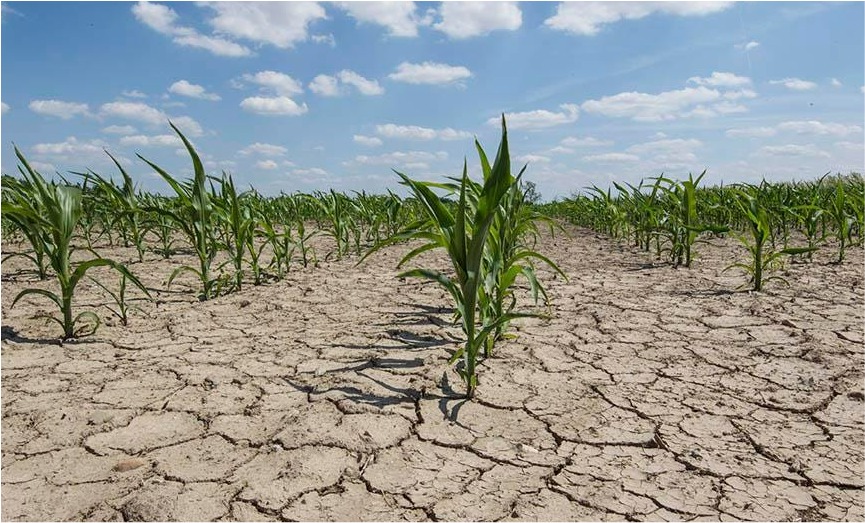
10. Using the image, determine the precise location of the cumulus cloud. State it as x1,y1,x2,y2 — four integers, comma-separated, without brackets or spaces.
120,134,183,147
202,2,326,48
354,150,448,166
755,144,829,158
725,127,777,138
561,136,613,147
100,101,167,125
830,78,842,87
582,152,640,162
32,137,106,157
238,143,287,157
169,80,221,101
581,86,721,122
514,154,550,164
626,138,702,155
308,71,382,96
353,135,383,147
132,1,252,57
240,96,308,116
434,1,521,39
338,70,384,95
311,33,336,47
388,61,472,85
375,124,471,141
122,90,148,98
102,125,138,135
777,120,862,136
255,159,279,170
29,100,90,119
487,104,580,129
544,1,732,36
688,71,751,87
309,75,341,97
336,1,430,37
242,71,304,96
769,77,817,91
1,102,9,114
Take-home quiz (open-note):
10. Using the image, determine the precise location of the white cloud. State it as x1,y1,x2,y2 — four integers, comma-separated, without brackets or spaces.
338,70,384,95
169,80,221,101
202,2,327,48
713,101,748,114
488,104,580,129
32,137,105,157
755,144,829,158
546,146,574,154
29,100,90,119
354,150,448,166
734,41,759,50
777,120,863,136
100,101,167,124
336,1,429,37
688,71,751,87
626,138,702,155
132,1,252,57
561,136,613,147
171,116,204,137
769,77,817,91
723,89,757,100
293,167,329,176
835,141,863,151
582,152,640,162
122,89,148,98
353,135,383,147
581,86,721,122
830,78,843,87
240,96,308,116
312,33,336,47
255,159,279,170
309,74,341,96
725,127,777,138
242,70,304,96
515,154,550,164
238,142,287,157
544,1,732,36
102,125,138,135
375,123,471,141
120,134,183,147
434,1,521,39
30,161,57,173
1,102,8,114
388,61,472,85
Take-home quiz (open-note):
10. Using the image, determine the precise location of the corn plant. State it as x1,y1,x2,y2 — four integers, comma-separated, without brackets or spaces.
2,171,50,279
89,273,147,326
365,117,524,398
725,186,815,291
826,182,853,263
213,173,254,291
139,122,219,300
4,147,149,338
79,151,147,261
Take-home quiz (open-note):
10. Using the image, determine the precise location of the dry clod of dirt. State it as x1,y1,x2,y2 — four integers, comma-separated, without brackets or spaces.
2,228,863,521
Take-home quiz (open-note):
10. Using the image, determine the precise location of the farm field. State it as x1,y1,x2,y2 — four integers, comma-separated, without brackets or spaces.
2,226,863,521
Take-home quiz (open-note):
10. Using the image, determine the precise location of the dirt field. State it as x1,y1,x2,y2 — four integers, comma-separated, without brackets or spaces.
2,226,863,521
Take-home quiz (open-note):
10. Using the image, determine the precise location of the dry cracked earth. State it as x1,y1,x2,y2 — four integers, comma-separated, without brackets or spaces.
1,227,864,521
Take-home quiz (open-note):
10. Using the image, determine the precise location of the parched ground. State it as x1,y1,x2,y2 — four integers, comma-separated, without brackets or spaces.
1,226,863,521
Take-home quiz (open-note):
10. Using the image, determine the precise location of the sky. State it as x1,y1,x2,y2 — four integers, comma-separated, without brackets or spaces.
1,1,863,200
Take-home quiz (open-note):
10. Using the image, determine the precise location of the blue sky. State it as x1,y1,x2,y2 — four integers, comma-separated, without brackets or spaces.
1,1,863,199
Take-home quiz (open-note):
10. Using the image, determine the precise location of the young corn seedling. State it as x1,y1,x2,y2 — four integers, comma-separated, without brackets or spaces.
2,172,50,279
364,117,523,398
89,273,148,326
139,122,219,300
826,182,853,263
725,186,815,291
4,147,149,339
